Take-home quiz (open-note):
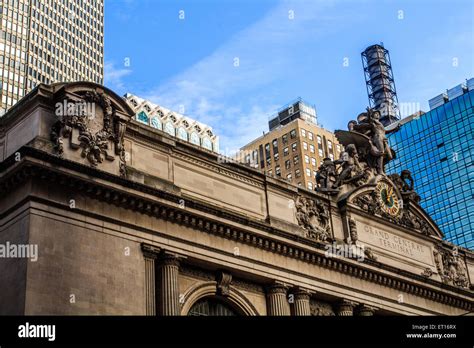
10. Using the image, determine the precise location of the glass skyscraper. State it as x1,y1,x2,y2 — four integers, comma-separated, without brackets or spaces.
386,79,474,249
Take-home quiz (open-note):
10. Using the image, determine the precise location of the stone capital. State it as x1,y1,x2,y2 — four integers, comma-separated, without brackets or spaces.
336,299,359,315
357,304,378,316
141,243,161,259
159,250,187,267
267,281,289,295
293,287,314,301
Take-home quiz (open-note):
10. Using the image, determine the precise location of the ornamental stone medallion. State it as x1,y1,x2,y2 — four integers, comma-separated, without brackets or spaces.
50,85,133,177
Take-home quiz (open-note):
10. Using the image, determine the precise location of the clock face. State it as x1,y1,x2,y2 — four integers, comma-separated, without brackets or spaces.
375,181,400,217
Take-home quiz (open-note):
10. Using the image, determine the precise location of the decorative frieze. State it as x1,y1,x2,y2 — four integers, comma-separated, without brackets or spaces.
309,300,335,316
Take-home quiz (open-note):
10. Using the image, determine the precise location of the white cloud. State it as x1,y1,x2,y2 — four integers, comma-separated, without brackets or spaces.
104,61,132,94
141,0,345,152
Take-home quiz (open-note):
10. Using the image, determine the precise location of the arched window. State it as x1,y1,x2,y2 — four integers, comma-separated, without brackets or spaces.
151,116,162,130
202,137,212,151
164,121,175,136
137,111,149,124
190,132,200,146
177,127,188,141
188,297,238,316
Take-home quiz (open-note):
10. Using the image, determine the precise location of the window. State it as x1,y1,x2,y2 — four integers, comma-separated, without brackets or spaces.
303,142,308,151
266,157,271,166
268,169,273,176
311,157,316,166
295,169,301,178
301,129,306,137
265,143,271,159
290,129,297,139
305,155,310,164
294,155,299,165
318,148,323,157
137,111,149,124
306,168,311,177
308,182,313,190
286,173,292,181
336,144,341,153
275,165,281,176
177,127,188,141
202,137,213,150
272,139,279,160
282,134,288,144
310,144,315,153
285,159,291,169
165,121,175,136
308,132,313,141
151,116,162,130
188,298,238,316
328,140,333,153
317,135,322,145
283,147,289,156
190,132,200,145
329,153,334,161
292,143,297,152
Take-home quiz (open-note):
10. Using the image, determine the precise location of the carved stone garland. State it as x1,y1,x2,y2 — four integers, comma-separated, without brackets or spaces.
295,196,332,242
50,91,128,176
433,247,469,289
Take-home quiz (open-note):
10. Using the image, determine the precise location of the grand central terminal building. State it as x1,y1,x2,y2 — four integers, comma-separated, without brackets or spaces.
0,82,472,316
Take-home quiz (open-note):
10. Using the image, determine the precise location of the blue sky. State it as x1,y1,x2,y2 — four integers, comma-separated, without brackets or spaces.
104,0,474,153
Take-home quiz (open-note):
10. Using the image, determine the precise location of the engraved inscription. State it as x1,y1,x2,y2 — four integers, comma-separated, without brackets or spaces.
356,221,433,265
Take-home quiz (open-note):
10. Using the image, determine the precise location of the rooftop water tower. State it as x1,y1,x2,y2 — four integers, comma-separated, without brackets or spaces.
361,44,400,126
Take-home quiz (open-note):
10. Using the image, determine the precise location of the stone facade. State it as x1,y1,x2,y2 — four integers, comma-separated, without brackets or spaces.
0,82,472,316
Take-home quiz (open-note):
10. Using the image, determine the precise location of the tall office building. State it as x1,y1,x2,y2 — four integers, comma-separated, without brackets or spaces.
241,98,342,191
0,0,104,115
386,78,474,249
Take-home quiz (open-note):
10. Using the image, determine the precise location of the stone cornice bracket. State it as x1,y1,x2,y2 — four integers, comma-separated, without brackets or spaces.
336,299,359,316
357,304,379,316
216,271,233,297
141,243,161,259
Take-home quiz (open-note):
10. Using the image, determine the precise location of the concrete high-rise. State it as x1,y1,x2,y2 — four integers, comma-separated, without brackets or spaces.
0,0,104,115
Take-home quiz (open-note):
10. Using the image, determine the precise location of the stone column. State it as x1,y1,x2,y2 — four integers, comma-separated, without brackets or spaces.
158,251,185,316
336,299,358,316
141,244,161,316
293,288,312,316
266,282,290,316
357,304,378,316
